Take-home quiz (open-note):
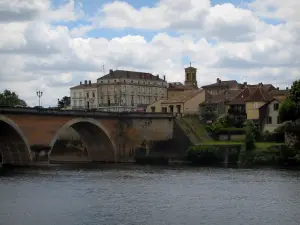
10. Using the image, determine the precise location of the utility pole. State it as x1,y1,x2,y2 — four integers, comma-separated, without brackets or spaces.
36,91,43,108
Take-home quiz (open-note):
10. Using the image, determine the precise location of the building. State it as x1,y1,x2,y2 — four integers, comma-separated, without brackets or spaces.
244,86,274,121
184,66,198,88
259,99,282,132
167,65,198,99
97,69,168,112
201,78,241,96
199,89,242,120
70,80,98,110
259,88,289,132
146,89,207,115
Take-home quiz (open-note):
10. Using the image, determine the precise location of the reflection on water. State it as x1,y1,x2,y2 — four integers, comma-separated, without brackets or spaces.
1,165,300,225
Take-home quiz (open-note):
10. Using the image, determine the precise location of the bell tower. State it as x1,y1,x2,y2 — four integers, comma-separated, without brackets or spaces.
184,63,198,89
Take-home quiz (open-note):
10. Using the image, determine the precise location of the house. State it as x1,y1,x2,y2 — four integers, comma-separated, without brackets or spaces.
199,89,242,120
244,85,273,121
259,99,282,132
167,82,193,99
146,99,167,113
201,78,241,96
151,89,208,115
269,88,289,102
70,80,98,110
259,88,289,132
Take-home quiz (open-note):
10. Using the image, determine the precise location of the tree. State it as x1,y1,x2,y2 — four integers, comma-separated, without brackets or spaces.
279,99,297,122
0,90,27,107
288,80,300,104
279,80,300,122
58,96,71,108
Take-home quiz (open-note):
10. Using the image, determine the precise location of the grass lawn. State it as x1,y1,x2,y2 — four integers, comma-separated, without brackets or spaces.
201,140,284,148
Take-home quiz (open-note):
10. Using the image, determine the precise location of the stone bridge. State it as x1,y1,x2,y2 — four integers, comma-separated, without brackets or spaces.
0,107,174,165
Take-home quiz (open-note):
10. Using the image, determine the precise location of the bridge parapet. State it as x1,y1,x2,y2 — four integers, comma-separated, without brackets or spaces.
0,107,174,119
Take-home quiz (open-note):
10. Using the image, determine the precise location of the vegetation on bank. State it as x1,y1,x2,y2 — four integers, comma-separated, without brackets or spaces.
190,77,300,167
187,119,299,167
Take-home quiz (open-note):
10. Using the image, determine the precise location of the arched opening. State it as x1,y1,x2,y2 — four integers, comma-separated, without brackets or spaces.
49,118,116,163
0,116,32,165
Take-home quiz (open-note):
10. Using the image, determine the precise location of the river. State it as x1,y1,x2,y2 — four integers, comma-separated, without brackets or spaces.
0,165,300,225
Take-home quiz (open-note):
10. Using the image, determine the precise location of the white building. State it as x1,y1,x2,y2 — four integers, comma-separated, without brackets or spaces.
70,80,97,110
97,69,168,112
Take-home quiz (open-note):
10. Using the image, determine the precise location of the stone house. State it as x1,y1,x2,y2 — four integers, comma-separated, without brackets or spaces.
97,70,168,112
201,78,242,96
259,88,289,132
70,80,98,110
199,89,242,120
147,89,207,115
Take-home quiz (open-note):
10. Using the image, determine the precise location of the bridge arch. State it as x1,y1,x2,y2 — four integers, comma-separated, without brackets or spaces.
0,115,32,165
49,118,117,163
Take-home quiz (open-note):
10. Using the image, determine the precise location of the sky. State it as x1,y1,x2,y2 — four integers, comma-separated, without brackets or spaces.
0,0,299,107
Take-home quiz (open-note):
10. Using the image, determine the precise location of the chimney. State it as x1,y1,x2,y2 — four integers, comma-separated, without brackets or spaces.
286,87,289,90
156,74,159,80
80,81,82,85
277,87,279,90
217,78,221,84
89,80,91,86
164,75,166,81
109,69,113,74
84,80,87,86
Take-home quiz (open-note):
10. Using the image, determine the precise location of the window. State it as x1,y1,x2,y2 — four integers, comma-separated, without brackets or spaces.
162,107,167,113
92,92,95,98
86,92,89,98
253,102,258,109
73,100,77,106
151,106,155,112
73,92,76,98
277,116,281,124
274,103,279,111
79,92,82,97
267,116,272,124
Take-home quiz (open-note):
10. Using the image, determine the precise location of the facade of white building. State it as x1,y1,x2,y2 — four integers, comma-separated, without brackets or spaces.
70,80,98,110
97,69,168,112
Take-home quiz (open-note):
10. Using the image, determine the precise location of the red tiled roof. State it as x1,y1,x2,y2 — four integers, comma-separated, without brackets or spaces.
244,87,273,102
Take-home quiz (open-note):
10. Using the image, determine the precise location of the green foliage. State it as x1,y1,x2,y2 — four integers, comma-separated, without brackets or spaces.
187,145,241,165
58,96,71,108
279,98,297,122
201,106,217,121
0,90,27,107
288,80,300,103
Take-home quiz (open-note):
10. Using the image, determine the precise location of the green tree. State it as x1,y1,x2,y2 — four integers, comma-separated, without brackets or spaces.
279,98,297,122
57,96,71,108
288,80,300,103
0,90,27,107
244,120,256,151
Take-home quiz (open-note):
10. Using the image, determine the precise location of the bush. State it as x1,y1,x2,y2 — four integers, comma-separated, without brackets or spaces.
187,145,242,165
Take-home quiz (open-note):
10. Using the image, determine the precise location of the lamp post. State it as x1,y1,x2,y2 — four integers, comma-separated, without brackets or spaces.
36,91,43,108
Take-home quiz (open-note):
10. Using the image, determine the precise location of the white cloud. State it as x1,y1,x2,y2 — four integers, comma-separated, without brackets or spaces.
0,0,298,107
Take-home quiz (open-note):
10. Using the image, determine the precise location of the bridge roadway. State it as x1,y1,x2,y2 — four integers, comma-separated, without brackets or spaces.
0,107,175,166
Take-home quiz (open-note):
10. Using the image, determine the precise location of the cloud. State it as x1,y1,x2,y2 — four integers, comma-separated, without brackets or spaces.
0,0,298,107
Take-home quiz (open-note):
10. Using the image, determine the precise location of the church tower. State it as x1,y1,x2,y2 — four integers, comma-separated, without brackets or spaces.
184,63,198,89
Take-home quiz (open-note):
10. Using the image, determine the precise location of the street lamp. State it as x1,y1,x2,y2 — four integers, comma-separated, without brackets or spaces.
36,91,43,108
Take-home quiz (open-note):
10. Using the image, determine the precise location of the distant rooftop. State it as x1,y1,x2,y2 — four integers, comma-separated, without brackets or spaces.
70,80,97,90
98,69,166,82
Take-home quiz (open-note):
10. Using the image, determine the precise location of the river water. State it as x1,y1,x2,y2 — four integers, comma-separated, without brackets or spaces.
1,165,300,225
